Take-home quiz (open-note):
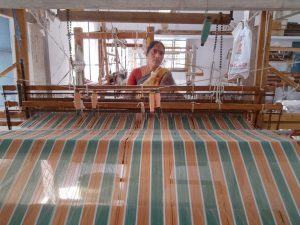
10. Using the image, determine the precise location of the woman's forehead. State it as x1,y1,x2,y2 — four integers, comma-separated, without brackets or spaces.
153,43,164,50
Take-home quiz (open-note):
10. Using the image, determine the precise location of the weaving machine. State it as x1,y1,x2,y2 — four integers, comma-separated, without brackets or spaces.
0,84,299,225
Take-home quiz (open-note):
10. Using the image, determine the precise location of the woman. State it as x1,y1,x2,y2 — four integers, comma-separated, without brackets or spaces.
127,41,176,86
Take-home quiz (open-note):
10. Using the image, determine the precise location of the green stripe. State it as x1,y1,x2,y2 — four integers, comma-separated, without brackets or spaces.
66,131,110,225
222,114,235,129
37,139,76,224
194,115,205,129
20,113,41,128
151,117,164,225
187,130,220,225
224,130,276,225
242,130,300,225
208,115,220,129
34,113,55,129
64,114,81,129
94,129,126,224
167,114,176,129
0,140,33,208
93,114,108,129
207,130,248,225
256,130,300,183
9,140,55,225
0,139,13,158
124,130,145,225
124,114,134,129
170,130,192,225
49,113,70,129
236,115,251,129
108,114,120,129
79,113,94,129
181,114,191,130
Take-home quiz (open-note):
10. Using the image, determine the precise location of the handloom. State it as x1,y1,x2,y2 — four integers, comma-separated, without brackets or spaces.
0,85,299,225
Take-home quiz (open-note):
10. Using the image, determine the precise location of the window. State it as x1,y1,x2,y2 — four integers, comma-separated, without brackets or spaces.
161,40,187,72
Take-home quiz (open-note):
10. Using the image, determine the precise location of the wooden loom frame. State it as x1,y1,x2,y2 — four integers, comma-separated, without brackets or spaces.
2,84,283,129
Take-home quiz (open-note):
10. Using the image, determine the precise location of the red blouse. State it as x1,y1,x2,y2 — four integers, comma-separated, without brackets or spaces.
127,68,142,85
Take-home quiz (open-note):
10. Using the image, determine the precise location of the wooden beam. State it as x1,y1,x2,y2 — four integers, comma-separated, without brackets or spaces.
270,47,300,52
155,29,232,36
269,66,300,91
58,10,231,24
0,63,17,77
77,31,148,40
0,9,36,23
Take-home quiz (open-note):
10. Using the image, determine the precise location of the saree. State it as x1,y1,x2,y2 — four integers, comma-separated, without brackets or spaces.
137,67,171,86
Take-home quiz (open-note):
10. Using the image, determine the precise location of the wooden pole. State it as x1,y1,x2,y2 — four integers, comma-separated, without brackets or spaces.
14,9,30,83
146,26,155,48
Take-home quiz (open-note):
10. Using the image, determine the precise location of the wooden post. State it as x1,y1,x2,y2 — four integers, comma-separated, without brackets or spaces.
98,39,104,85
146,26,155,48
255,11,272,89
74,27,85,85
14,9,29,83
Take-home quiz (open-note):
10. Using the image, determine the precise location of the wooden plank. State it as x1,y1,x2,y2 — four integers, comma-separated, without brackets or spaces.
58,10,231,24
77,31,148,40
2,85,17,91
25,85,261,92
155,29,232,36
0,63,17,77
22,100,280,112
270,47,300,52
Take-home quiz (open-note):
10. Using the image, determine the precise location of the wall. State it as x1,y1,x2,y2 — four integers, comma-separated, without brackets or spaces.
28,23,50,85
47,18,70,85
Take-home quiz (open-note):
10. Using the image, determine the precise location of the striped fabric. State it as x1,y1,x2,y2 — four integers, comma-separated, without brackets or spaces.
21,112,253,130
0,118,299,225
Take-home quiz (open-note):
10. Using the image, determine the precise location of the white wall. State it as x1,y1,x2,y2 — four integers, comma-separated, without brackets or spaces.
188,36,234,85
47,19,70,85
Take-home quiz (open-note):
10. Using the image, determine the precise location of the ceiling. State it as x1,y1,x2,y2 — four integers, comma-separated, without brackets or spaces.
0,0,299,10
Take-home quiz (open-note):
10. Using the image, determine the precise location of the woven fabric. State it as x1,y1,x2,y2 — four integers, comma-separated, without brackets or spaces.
0,122,299,225
20,112,253,130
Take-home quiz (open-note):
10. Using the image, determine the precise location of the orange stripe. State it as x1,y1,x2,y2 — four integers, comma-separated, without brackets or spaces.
202,114,212,129
136,126,152,225
0,140,45,224
162,128,178,225
22,140,66,225
101,115,114,129
22,129,86,224
110,130,140,225
0,140,23,182
56,114,74,129
80,130,119,225
249,131,300,210
51,140,88,225
180,130,205,225
235,131,291,225
205,139,235,225
215,131,262,225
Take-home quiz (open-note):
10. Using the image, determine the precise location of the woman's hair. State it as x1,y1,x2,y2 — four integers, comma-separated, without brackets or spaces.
146,40,165,55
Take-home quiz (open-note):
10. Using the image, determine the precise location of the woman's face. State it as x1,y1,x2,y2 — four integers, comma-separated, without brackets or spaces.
147,43,165,70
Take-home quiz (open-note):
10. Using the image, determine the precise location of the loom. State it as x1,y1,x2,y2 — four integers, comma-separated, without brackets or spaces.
0,84,299,225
